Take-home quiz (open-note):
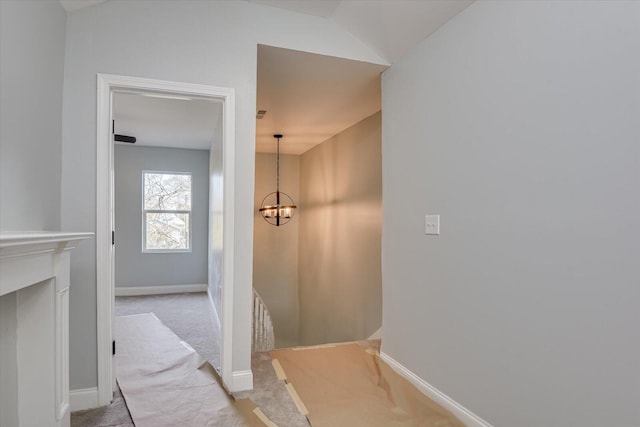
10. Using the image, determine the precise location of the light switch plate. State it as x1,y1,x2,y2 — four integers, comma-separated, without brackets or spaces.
425,215,440,235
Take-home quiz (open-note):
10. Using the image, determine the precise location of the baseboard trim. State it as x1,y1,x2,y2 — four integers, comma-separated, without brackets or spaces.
70,387,99,412
230,370,253,392
115,284,207,296
379,352,492,427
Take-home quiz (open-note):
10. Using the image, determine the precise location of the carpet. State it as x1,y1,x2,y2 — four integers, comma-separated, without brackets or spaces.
115,313,272,426
72,293,317,427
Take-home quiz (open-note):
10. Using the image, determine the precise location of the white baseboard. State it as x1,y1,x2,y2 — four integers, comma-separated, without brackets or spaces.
230,370,254,392
70,387,99,412
206,288,252,393
379,352,492,427
115,284,207,296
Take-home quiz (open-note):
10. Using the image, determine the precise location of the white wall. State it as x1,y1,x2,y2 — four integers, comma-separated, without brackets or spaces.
381,1,640,425
0,0,66,231
114,145,209,288
298,112,382,346
61,0,387,389
253,153,300,348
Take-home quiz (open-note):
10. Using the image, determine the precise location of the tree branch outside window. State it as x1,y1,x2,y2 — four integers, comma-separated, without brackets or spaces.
142,171,192,252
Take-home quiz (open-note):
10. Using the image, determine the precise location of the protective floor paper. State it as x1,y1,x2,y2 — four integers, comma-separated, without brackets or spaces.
270,343,465,427
115,313,272,427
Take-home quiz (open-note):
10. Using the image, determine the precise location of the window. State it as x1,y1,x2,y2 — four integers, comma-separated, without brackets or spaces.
142,171,192,252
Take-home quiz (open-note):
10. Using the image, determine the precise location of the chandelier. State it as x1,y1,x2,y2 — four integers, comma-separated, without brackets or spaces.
259,134,297,226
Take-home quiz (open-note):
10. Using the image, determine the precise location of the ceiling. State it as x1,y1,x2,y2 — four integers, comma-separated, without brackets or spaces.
251,0,473,63
113,92,222,151
59,0,472,64
256,46,387,155
61,0,473,154
59,0,107,13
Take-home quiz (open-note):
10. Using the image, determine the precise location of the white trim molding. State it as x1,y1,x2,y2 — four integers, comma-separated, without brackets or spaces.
115,284,207,296
1,232,92,426
96,73,115,407
69,387,99,412
96,73,237,406
231,370,254,393
379,352,493,427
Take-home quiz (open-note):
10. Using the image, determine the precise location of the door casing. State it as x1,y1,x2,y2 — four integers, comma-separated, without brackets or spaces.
95,73,237,405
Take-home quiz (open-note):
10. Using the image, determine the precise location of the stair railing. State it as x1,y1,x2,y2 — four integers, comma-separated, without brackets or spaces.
252,289,275,352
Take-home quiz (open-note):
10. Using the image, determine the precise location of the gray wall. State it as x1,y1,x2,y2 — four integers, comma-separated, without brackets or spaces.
0,2,66,418
114,145,209,287
0,293,18,427
61,0,385,389
299,112,382,346
381,1,640,426
253,153,300,348
0,0,66,231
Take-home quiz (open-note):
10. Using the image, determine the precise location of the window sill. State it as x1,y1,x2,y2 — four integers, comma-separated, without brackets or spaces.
142,249,192,254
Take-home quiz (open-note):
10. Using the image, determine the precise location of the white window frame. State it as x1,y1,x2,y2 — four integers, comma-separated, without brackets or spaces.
142,170,193,253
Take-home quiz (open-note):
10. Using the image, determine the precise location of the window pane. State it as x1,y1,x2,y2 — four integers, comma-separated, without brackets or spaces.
144,173,191,210
145,213,190,250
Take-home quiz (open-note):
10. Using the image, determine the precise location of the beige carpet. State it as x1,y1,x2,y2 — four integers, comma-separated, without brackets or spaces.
72,293,308,427
115,313,270,427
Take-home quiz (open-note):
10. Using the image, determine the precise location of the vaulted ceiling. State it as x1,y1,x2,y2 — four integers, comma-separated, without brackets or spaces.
60,0,472,64
249,0,473,64
60,0,472,154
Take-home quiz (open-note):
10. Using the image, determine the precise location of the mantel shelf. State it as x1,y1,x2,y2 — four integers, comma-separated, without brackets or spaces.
0,230,92,427
1,231,93,297
0,231,94,255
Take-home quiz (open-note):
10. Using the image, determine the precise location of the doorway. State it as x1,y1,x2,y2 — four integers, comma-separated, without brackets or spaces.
95,74,237,405
253,46,387,349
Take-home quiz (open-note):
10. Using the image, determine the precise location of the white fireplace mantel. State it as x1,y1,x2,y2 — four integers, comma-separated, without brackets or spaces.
0,231,93,427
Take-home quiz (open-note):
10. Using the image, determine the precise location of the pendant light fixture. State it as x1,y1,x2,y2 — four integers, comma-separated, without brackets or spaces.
259,134,297,226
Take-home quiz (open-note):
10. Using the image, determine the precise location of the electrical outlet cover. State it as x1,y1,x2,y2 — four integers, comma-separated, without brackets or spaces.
425,215,440,235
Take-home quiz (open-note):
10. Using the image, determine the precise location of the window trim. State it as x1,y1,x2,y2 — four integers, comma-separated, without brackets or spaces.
141,170,193,253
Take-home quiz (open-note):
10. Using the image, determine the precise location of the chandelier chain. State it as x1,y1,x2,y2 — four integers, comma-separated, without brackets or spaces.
259,134,295,226
276,135,280,194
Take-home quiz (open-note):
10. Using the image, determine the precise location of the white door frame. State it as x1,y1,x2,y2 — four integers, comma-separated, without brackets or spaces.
95,73,236,405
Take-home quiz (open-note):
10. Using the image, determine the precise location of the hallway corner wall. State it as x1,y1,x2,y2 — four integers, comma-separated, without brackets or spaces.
298,111,382,346
253,153,301,348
